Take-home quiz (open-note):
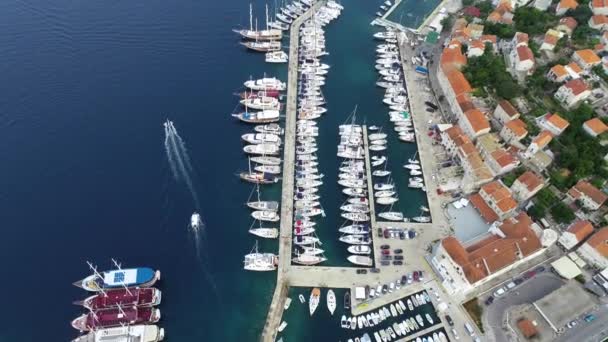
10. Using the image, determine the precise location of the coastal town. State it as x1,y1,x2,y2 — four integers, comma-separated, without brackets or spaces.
230,0,608,341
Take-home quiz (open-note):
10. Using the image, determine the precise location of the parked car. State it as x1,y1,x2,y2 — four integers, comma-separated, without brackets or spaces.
485,296,494,306
584,314,596,322
401,275,408,284
396,279,402,289
426,107,435,113
376,284,383,294
493,287,506,297
567,320,578,329
394,255,404,260
380,244,390,249
377,228,383,238
382,284,388,294
418,270,424,281
513,278,524,285
381,249,390,255
371,268,380,273
382,255,393,260
451,328,460,340
380,260,390,266
369,288,376,297
394,249,403,254
399,231,406,240
535,266,546,273
506,281,516,290
445,314,454,326
523,270,536,279
356,269,367,274
425,101,439,110
383,230,390,238
389,282,395,292
392,260,403,265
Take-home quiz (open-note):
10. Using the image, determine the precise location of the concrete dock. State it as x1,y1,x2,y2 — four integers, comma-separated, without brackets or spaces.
260,3,323,341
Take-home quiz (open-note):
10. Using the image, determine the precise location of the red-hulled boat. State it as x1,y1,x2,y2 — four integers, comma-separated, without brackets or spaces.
240,89,280,99
71,306,161,332
77,288,162,311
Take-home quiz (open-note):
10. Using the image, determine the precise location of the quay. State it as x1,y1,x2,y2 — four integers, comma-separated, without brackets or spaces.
381,0,403,20
261,2,323,341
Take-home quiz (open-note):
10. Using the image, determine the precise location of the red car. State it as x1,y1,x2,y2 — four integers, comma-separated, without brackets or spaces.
381,249,390,255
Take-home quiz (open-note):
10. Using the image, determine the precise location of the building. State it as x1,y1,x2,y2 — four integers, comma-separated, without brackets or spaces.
509,45,535,81
537,113,570,136
432,212,543,295
568,180,608,210
578,227,608,268
556,0,578,15
524,131,553,158
500,118,528,144
440,40,468,71
589,15,608,30
573,49,602,70
460,109,491,140
516,319,538,339
467,39,486,58
591,0,608,16
441,125,470,157
512,32,529,48
476,134,520,176
583,118,608,137
474,180,518,221
540,29,562,52
437,69,473,120
554,79,591,109
528,150,553,173
488,1,514,24
493,99,520,124
558,220,594,250
547,63,582,83
510,171,544,202
556,16,578,36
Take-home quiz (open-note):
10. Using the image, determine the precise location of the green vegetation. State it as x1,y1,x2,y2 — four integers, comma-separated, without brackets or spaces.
575,274,586,284
593,65,608,83
463,299,485,333
550,104,608,188
551,202,576,224
566,5,593,25
463,46,521,99
572,26,601,49
441,16,455,33
502,167,526,187
484,22,516,39
513,7,558,35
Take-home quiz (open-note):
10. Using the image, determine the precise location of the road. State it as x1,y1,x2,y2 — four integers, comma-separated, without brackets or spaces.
481,272,564,342
555,303,608,342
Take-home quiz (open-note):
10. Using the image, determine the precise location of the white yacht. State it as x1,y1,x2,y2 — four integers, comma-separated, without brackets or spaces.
72,325,165,342
265,50,288,63
347,255,373,266
243,241,277,271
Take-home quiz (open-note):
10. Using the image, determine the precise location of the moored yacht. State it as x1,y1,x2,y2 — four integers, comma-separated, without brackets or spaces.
243,241,277,271
347,255,373,266
72,325,165,342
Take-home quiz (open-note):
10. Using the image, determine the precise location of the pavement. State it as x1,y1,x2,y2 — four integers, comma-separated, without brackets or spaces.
481,272,565,342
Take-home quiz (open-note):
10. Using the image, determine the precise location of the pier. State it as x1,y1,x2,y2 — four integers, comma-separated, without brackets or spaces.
381,0,403,20
261,2,323,341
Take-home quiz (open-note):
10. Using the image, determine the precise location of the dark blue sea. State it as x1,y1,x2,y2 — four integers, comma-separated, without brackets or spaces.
0,0,437,341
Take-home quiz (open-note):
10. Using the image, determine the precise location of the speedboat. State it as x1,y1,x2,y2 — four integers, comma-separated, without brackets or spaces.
403,164,421,170
239,171,279,184
413,216,431,223
378,212,403,221
372,170,391,177
327,289,336,315
191,212,202,230
309,288,321,315
425,313,433,324
251,210,280,222
347,255,373,266
347,245,372,255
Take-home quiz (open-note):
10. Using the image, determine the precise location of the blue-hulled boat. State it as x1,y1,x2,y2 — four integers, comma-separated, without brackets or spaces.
74,261,160,292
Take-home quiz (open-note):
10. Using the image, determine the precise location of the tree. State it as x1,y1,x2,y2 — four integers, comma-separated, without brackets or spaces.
550,202,575,224
528,204,547,219
566,6,593,25
513,7,558,35
572,26,601,48
484,22,516,39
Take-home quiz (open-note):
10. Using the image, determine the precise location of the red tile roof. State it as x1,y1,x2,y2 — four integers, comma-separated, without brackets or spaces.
568,180,608,206
481,181,518,213
498,100,519,118
446,70,472,96
550,65,568,78
585,227,608,257
470,193,500,223
441,213,542,284
515,171,544,193
574,49,601,65
464,109,490,133
567,220,594,241
584,118,608,135
533,131,553,149
505,119,528,137
559,17,578,30
564,79,588,95
546,113,570,131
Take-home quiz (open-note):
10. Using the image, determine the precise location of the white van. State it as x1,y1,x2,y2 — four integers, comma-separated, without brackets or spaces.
464,322,475,336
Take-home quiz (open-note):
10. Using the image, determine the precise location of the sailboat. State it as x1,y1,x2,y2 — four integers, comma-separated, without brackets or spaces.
233,4,283,41
246,184,280,211
309,288,321,315
243,241,277,271
327,289,336,315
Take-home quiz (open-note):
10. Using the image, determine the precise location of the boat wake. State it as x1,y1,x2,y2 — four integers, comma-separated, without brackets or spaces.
164,120,200,208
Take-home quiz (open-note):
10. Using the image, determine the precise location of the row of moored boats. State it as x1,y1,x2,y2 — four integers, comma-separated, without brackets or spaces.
290,0,343,266
71,262,164,342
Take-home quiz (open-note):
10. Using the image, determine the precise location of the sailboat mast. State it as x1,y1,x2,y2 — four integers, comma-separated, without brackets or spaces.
266,4,269,31
249,3,253,31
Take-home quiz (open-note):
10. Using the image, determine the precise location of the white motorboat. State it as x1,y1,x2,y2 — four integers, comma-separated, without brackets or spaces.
241,96,281,110
191,212,202,230
348,197,369,206
413,216,431,223
373,183,394,191
249,227,278,239
372,170,391,177
409,169,422,176
390,304,397,317
347,255,373,266
369,144,386,151
244,77,286,91
242,133,281,145
339,224,370,235
407,299,413,311
266,50,288,63
293,226,315,236
398,300,406,312
341,212,370,222
309,288,321,315
376,197,398,205
409,181,424,189
295,207,323,217
278,321,288,332
368,133,387,140
403,164,421,170
252,210,280,222
254,123,284,135
293,253,326,265
327,289,336,315
425,313,433,324
341,315,349,329
375,190,396,198
378,211,404,221
293,235,320,246
348,245,371,254
339,234,371,245
416,314,424,327
301,246,324,255
255,165,281,174
410,177,423,183
371,156,386,167
233,110,280,123
299,294,306,303
340,204,370,213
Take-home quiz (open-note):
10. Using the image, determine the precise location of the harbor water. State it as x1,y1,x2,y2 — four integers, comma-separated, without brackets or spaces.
0,0,436,340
